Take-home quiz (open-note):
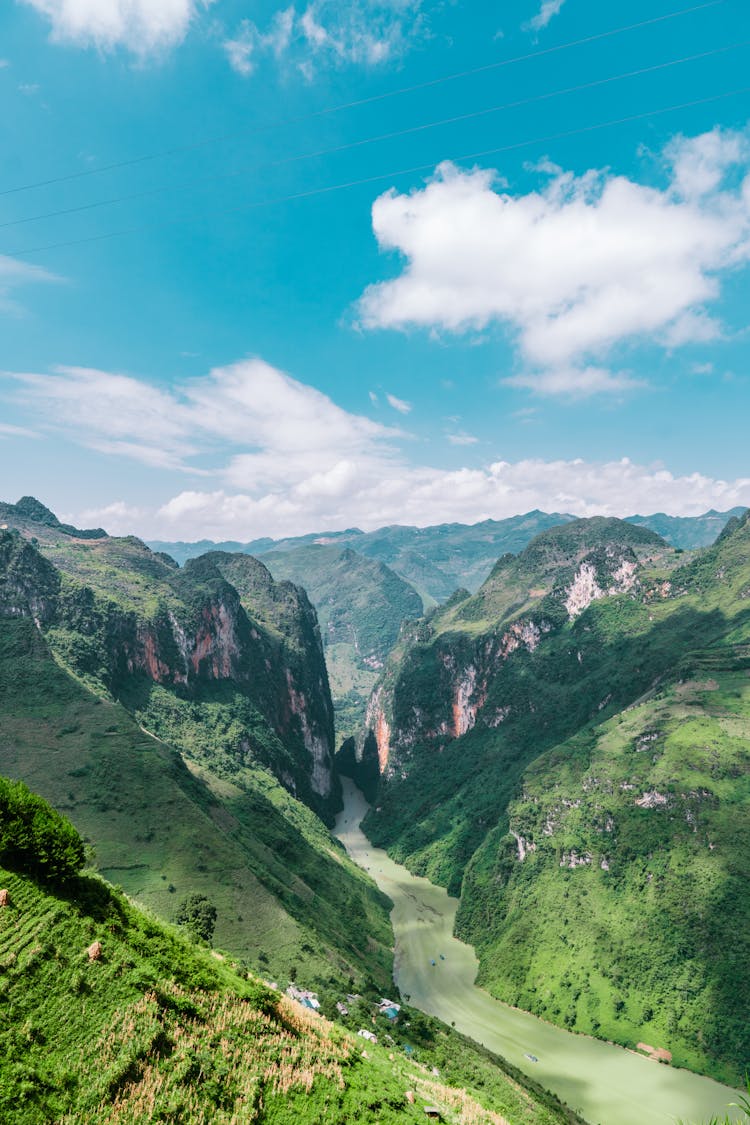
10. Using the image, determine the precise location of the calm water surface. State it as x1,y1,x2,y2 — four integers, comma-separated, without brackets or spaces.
334,778,742,1125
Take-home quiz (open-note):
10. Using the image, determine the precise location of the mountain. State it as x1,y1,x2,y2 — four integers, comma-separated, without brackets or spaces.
0,500,395,992
354,514,750,1083
262,544,423,741
0,786,578,1125
149,507,743,605
625,508,748,550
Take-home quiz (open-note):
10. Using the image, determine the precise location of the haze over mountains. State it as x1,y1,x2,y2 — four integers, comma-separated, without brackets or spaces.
150,507,746,604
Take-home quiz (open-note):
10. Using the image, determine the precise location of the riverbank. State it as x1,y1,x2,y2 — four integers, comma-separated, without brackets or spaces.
334,777,742,1125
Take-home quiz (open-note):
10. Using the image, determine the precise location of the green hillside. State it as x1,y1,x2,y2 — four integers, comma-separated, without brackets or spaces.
358,514,750,1082
0,788,579,1125
0,615,393,993
262,544,423,740
148,508,743,604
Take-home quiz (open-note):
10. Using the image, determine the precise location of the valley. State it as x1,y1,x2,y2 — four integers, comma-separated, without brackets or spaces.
335,778,744,1125
1,495,748,1123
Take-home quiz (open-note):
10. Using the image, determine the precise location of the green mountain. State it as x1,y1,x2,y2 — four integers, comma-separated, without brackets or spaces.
0,786,578,1125
625,508,748,550
148,508,743,605
0,501,396,992
354,514,750,1084
262,544,423,741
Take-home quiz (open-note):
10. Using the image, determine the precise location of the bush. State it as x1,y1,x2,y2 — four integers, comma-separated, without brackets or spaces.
0,776,85,885
176,894,217,943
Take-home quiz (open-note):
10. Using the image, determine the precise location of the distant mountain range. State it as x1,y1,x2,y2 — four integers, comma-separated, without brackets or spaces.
149,507,746,604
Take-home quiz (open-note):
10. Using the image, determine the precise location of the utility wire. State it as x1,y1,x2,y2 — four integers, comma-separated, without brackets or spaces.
0,39,745,233
6,83,749,259
0,0,724,199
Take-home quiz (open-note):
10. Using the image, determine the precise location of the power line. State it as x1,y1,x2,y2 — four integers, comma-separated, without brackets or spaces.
1,39,744,233
0,0,724,200
6,83,749,259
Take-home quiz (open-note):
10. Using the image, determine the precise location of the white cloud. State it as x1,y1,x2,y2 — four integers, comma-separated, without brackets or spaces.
223,1,429,78
9,358,750,540
368,390,378,404
223,7,294,76
99,457,750,540
386,392,411,414
504,366,644,397
358,128,750,395
0,254,60,316
447,431,478,445
19,0,213,54
0,423,39,439
525,0,565,33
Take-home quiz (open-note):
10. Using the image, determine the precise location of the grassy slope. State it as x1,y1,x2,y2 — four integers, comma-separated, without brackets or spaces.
0,618,392,993
460,662,750,1084
0,862,578,1125
363,517,750,1081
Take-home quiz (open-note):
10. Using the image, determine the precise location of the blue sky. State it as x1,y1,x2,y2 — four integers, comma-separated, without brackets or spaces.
1,0,750,540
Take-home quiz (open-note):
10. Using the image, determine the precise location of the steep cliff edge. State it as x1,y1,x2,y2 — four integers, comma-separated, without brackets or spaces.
0,499,338,821
0,510,392,989
356,515,750,1080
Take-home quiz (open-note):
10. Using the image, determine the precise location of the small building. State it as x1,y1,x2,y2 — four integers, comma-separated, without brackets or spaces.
424,1109,442,1120
357,1029,378,1044
335,1001,349,1016
286,985,320,1010
377,997,401,1020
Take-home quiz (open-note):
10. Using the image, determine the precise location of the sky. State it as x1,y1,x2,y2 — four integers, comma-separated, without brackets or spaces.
1,0,750,540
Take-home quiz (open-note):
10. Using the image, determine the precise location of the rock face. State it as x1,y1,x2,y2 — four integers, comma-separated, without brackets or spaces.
355,510,750,1082
356,518,662,788
0,502,338,820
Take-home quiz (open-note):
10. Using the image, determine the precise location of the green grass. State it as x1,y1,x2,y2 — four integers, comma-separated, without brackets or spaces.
0,617,393,995
0,859,579,1124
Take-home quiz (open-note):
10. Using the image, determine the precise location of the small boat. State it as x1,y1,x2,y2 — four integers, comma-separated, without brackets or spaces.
430,959,436,966
524,1053,538,1063
439,954,445,960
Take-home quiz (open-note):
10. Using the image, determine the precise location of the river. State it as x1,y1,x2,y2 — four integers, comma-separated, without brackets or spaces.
334,777,743,1125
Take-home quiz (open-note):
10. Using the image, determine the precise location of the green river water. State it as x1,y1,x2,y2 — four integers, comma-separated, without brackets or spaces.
334,778,743,1125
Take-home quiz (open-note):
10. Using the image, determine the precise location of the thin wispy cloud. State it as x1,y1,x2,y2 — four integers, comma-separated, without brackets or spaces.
223,0,430,78
386,392,411,414
525,0,566,33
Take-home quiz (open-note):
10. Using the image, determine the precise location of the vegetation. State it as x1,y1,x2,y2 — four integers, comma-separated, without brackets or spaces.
0,815,580,1125
361,514,750,1083
263,544,423,740
0,776,84,885
176,894,218,943
0,551,392,995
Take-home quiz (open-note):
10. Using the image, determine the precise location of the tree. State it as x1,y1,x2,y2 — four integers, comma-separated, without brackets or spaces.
176,893,217,943
0,776,85,885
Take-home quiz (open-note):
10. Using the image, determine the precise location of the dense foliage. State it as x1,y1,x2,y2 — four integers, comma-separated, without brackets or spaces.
0,777,84,884
361,515,750,1083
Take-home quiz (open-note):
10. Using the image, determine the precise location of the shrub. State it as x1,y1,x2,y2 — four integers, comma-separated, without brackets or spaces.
0,776,85,884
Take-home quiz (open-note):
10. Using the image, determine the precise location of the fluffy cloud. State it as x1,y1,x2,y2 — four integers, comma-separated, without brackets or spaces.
81,457,750,541
358,128,750,395
224,1,428,77
8,355,749,539
9,357,750,540
19,0,213,53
